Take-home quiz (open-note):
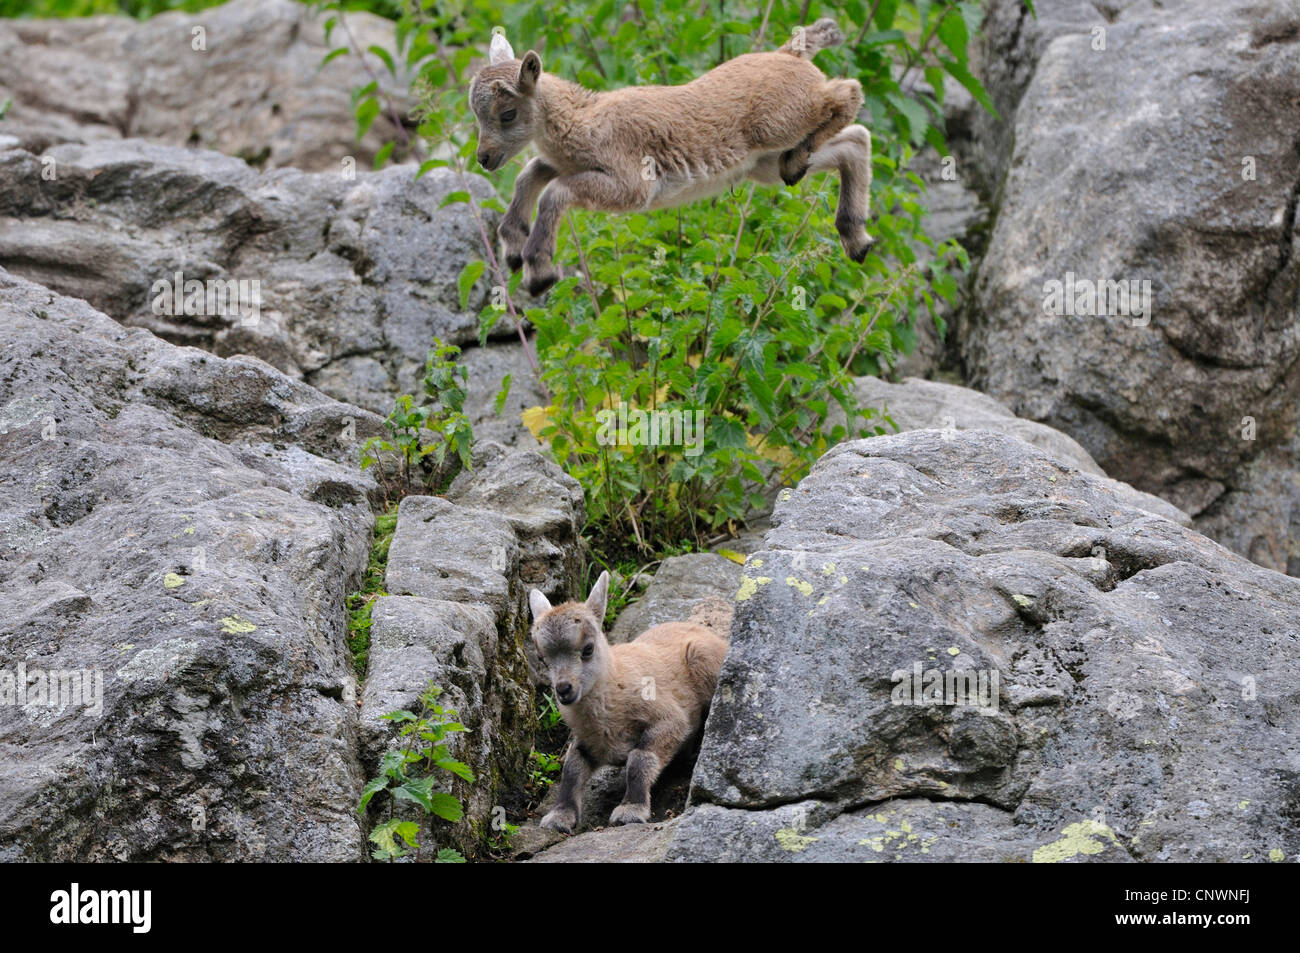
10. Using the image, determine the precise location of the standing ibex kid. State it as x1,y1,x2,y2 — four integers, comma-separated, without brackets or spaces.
528,571,728,832
469,19,873,296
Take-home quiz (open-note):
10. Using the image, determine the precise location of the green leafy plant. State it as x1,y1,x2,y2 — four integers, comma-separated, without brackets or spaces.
536,691,563,732
360,339,475,502
321,0,1028,556
0,0,405,21
528,748,562,789
358,684,475,863
0,0,210,16
489,818,520,852
344,504,398,676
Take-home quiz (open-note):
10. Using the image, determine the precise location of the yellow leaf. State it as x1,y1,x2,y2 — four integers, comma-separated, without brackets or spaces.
746,430,797,468
521,405,554,441
716,548,746,565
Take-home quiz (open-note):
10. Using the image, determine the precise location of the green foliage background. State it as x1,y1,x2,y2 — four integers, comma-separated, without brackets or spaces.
0,0,398,17
381,0,989,556
3,0,1017,562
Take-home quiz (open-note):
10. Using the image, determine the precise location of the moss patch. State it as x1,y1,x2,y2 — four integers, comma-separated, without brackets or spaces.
346,504,398,677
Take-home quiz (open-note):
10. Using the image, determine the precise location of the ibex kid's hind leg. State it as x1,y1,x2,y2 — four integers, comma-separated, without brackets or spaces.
809,124,874,262
522,170,649,296
499,157,557,272
780,77,864,186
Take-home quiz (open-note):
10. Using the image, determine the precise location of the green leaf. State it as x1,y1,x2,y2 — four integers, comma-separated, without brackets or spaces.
711,418,748,450
435,758,476,783
924,65,946,99
887,93,931,144
416,159,447,180
923,123,949,154
355,97,382,139
378,749,406,781
369,818,420,858
367,44,398,77
936,10,970,63
856,29,905,46
493,374,512,415
939,57,998,118
357,776,389,813
429,792,465,823
458,260,486,309
393,776,437,812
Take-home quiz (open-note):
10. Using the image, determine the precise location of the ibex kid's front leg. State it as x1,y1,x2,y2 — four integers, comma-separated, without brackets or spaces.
539,739,596,834
609,717,688,826
522,169,647,296
499,157,557,272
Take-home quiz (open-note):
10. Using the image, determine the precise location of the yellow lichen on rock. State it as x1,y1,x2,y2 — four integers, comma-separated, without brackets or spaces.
786,577,814,597
775,828,818,852
1032,820,1121,863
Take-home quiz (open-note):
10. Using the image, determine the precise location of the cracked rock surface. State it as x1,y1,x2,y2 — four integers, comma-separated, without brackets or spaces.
0,0,410,172
0,269,383,861
0,139,500,415
661,430,1300,862
964,0,1300,575
359,451,586,855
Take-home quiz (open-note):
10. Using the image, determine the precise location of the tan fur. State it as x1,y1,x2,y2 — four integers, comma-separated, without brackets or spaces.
470,19,874,296
528,571,727,832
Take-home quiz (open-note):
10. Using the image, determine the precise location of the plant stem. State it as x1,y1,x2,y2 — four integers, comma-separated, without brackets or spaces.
338,11,420,159
753,0,776,49
855,0,885,46
579,23,608,79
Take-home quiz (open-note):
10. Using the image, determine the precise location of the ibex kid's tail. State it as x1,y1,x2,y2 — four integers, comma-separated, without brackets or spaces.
778,17,846,59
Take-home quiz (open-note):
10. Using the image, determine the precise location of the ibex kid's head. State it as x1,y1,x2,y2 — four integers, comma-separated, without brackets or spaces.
468,32,542,172
528,571,611,706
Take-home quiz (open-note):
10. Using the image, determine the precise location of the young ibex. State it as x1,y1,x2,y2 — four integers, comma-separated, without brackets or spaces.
528,571,728,832
470,19,873,296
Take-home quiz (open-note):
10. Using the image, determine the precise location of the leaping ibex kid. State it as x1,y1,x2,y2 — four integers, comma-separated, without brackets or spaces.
469,19,873,296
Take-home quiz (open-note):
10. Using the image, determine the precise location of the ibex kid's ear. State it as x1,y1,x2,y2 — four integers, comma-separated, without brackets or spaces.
489,32,515,65
518,51,542,95
585,570,610,624
529,588,553,621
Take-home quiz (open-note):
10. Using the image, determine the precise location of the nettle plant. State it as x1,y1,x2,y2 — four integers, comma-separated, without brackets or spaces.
358,684,474,863
359,339,474,503
321,0,1025,551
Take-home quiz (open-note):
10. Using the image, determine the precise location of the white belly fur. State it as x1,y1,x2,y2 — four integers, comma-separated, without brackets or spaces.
645,151,773,210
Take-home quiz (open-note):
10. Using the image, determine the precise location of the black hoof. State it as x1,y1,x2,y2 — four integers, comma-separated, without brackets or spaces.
846,236,875,263
526,272,558,297
506,253,523,272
